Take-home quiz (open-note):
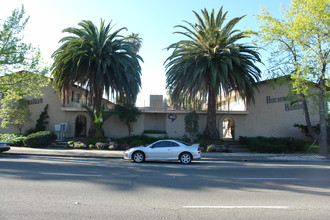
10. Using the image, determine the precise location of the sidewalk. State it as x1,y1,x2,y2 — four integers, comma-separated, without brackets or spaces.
3,147,329,162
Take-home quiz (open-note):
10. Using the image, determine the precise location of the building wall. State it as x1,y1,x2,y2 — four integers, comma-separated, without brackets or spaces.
0,83,66,134
226,81,319,140
144,113,166,131
0,79,320,141
0,83,92,137
103,114,135,138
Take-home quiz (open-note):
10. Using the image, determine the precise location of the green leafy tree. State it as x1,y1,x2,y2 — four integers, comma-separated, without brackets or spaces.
256,0,329,155
0,71,48,100
165,8,262,139
114,103,141,136
0,98,31,134
0,5,48,75
51,20,143,137
0,6,49,132
185,111,199,143
0,71,48,132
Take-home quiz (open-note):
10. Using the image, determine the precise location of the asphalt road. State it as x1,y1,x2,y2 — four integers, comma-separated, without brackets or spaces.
1,153,329,220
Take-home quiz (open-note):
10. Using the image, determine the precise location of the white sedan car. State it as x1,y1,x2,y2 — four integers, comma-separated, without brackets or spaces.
123,140,201,164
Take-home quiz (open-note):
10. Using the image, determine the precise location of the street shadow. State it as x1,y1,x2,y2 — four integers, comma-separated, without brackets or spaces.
1,153,330,198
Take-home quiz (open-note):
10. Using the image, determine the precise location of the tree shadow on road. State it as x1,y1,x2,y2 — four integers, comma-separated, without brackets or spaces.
1,154,329,198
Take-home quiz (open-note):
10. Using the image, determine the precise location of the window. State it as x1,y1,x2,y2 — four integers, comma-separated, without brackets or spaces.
152,141,179,148
71,92,81,103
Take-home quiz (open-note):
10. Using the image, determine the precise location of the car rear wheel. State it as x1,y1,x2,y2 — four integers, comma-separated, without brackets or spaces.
179,152,192,164
132,151,145,163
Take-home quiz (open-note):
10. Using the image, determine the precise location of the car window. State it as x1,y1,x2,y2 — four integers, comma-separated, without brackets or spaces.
177,140,189,146
171,142,180,147
152,141,180,148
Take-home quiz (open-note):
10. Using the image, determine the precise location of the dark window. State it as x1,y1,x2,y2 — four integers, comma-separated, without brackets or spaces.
152,141,179,148
71,92,81,103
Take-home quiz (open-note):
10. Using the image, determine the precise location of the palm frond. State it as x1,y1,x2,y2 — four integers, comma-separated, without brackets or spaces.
51,19,142,108
165,7,262,107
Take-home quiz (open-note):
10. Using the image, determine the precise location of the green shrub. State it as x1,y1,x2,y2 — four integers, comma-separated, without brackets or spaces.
23,131,57,147
67,141,75,148
83,137,109,146
72,141,86,149
130,139,145,146
143,130,166,134
239,136,248,144
196,134,223,148
305,144,330,154
67,141,87,149
114,135,159,150
95,142,109,150
206,144,231,153
0,133,26,146
206,145,215,152
246,136,306,153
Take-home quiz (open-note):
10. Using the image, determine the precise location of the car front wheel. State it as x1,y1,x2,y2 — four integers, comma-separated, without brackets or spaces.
132,151,145,163
179,152,192,164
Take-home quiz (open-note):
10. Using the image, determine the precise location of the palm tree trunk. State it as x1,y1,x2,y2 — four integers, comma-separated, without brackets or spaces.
204,87,220,139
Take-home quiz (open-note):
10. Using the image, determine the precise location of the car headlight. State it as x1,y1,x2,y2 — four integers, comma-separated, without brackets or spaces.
124,148,133,155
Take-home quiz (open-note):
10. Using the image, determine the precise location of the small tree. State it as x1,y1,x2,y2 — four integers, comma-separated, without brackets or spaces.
0,6,49,133
82,105,114,138
0,98,31,134
185,111,199,143
0,5,48,75
256,0,329,155
114,103,141,136
34,104,49,132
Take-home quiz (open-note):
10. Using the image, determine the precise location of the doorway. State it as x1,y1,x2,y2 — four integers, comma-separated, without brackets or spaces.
222,117,235,139
75,115,87,137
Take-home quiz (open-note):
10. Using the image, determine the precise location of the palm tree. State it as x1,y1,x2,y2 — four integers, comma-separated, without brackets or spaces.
125,33,143,54
165,8,262,139
52,19,142,108
51,20,142,137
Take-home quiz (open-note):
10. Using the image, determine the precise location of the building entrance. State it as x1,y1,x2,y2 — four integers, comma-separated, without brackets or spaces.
222,117,235,139
75,115,87,137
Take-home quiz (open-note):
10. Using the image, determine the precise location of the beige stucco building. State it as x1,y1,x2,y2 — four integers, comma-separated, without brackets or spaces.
0,78,319,141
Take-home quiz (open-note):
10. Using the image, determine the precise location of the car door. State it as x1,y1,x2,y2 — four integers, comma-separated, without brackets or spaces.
147,141,173,160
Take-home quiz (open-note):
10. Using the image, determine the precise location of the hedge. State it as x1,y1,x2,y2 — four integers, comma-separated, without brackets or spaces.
244,136,305,153
23,131,57,147
0,133,25,146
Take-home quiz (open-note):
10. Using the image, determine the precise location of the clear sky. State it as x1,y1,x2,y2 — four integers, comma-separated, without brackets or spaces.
0,0,292,106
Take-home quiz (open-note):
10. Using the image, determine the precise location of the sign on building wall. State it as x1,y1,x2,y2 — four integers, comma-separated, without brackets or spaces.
27,98,43,105
266,96,303,111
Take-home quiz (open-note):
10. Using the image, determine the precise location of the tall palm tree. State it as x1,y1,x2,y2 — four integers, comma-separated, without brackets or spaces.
51,20,142,109
51,20,142,137
165,8,262,139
